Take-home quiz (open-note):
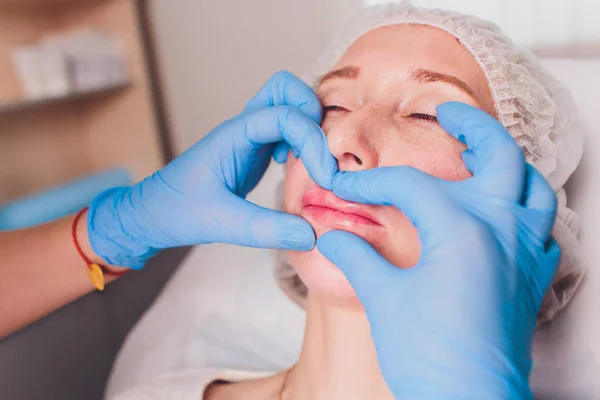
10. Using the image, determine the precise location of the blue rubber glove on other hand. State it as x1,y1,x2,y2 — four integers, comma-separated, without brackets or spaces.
318,102,559,399
88,71,337,269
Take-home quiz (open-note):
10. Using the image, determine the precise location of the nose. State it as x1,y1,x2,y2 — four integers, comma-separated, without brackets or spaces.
326,107,380,171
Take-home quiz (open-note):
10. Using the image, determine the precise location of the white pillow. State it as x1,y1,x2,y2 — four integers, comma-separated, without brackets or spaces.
529,59,600,398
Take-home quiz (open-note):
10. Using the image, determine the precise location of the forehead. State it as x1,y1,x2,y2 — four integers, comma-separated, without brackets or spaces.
331,24,494,111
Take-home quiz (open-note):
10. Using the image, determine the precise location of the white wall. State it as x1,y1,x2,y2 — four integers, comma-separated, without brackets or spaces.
365,0,600,49
148,0,362,153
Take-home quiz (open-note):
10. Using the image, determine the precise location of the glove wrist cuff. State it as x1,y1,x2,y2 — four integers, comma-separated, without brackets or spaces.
386,355,533,400
87,186,158,269
390,378,533,400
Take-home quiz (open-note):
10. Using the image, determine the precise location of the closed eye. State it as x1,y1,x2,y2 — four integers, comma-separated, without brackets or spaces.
410,113,438,123
323,105,348,114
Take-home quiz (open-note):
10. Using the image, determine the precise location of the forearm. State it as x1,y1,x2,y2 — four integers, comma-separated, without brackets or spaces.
0,210,127,339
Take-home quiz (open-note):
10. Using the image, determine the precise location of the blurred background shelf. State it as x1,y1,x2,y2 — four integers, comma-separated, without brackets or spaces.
0,0,171,209
0,81,130,115
0,0,107,9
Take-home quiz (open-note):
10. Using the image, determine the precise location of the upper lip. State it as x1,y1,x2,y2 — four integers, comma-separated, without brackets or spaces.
301,186,383,226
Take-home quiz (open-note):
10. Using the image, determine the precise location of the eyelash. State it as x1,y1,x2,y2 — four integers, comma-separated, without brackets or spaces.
410,113,438,123
323,106,438,123
323,105,346,114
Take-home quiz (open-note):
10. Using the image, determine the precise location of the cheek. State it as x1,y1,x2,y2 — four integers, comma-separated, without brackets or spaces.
413,147,471,181
288,249,361,301
370,135,469,269
383,132,471,181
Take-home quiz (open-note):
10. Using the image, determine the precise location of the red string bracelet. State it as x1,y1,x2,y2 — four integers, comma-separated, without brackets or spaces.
72,207,129,291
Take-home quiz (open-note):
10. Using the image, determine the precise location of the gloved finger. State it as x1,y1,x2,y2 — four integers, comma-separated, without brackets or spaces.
317,230,402,309
240,105,337,189
330,166,464,234
217,193,316,250
437,102,526,202
242,70,322,125
513,206,557,249
272,142,290,164
515,163,557,241
522,163,557,212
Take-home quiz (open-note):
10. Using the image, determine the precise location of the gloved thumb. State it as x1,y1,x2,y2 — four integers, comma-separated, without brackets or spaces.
272,141,291,164
317,230,399,308
213,194,316,251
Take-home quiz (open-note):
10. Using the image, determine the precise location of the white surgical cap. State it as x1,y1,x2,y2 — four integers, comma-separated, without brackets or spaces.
277,2,585,324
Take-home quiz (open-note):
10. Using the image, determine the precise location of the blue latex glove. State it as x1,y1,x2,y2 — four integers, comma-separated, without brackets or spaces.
317,102,560,399
88,71,337,269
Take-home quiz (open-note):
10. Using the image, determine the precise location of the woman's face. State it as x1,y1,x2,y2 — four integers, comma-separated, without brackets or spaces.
284,24,495,302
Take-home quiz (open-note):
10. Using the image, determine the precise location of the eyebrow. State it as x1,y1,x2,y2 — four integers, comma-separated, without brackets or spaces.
316,65,479,102
316,65,360,87
410,68,478,100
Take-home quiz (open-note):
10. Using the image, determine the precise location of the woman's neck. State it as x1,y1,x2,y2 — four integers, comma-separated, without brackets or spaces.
285,293,394,400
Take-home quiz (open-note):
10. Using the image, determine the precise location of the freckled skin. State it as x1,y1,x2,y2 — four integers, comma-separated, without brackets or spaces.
284,24,495,301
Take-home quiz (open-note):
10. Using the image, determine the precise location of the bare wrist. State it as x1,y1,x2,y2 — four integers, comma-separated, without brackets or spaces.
75,209,128,274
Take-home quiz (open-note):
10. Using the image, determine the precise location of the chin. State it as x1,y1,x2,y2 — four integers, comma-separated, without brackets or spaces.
288,247,361,304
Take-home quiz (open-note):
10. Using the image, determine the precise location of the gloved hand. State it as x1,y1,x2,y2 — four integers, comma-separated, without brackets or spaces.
88,71,337,269
317,102,559,399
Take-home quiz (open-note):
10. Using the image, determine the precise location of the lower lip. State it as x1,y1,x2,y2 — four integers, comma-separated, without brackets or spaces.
301,205,384,236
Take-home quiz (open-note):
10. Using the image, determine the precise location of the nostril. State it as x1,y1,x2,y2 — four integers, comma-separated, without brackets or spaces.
354,155,363,165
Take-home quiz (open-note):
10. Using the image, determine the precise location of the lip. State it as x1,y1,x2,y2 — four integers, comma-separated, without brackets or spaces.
300,186,385,236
